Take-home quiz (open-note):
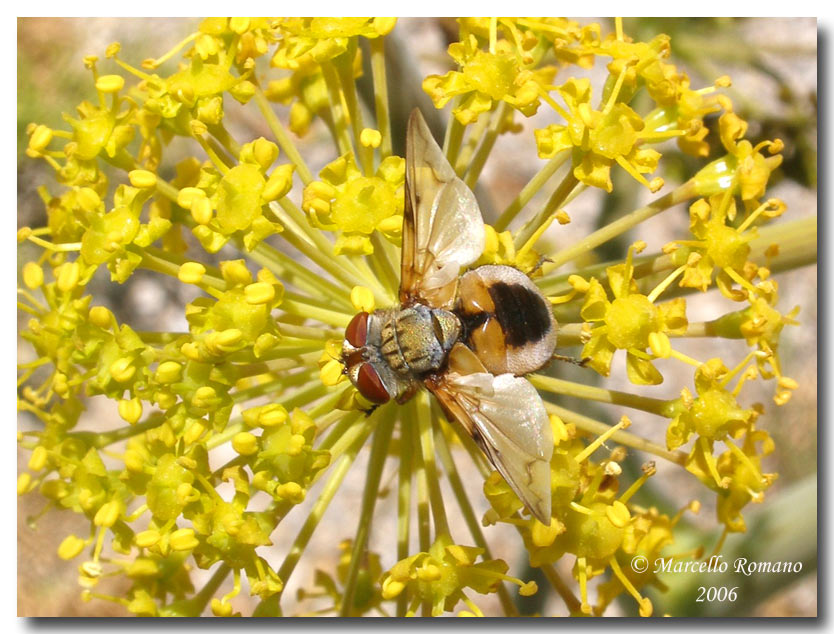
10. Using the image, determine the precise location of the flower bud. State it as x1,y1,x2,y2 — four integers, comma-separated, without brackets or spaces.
605,501,631,528
117,397,143,425
287,434,306,456
58,534,86,560
531,518,562,548
376,215,403,245
229,17,250,33
220,259,252,286
17,473,31,495
178,262,206,284
88,306,113,328
189,196,213,225
262,164,295,202
128,170,157,188
259,405,288,427
124,449,146,473
96,74,125,93
94,499,121,527
381,577,405,599
212,598,234,617
126,559,159,577
289,101,313,136
177,187,206,210
110,357,136,383
252,137,279,171
28,446,48,471
192,386,219,409
154,361,183,384
360,128,382,148
170,528,199,551
319,359,344,387
373,17,397,35
56,261,81,292
22,262,43,289
29,124,53,152
519,581,538,597
244,281,276,305
276,482,305,504
232,432,259,456
135,530,161,548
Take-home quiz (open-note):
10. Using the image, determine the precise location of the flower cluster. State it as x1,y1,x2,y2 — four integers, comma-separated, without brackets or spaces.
18,17,811,617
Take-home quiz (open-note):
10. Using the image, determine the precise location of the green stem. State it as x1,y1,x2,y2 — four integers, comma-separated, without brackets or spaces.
275,420,373,599
369,36,393,159
135,331,186,345
553,322,584,347
189,563,231,616
252,87,313,185
540,563,582,614
368,233,401,299
416,391,449,537
231,369,317,404
410,401,432,616
443,106,465,169
247,240,353,311
494,152,570,231
396,417,413,617
73,415,167,449
276,322,342,340
545,403,687,466
529,375,676,417
537,250,677,296
340,412,395,615
433,418,519,616
281,292,352,328
316,410,364,453
321,62,355,158
207,122,242,159
464,102,508,190
514,171,579,249
545,180,697,271
137,246,225,291
270,198,390,302
335,44,373,176
454,108,490,175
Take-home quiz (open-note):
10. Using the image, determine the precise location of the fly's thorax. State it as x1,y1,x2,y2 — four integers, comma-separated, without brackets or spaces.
341,306,461,405
378,304,461,377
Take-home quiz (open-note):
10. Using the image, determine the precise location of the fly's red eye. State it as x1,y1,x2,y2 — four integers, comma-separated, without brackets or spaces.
357,363,390,404
345,312,369,347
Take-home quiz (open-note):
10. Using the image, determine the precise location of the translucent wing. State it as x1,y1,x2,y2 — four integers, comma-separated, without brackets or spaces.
427,344,553,523
400,109,485,309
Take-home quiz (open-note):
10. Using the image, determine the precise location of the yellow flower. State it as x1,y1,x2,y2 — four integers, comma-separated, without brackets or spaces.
380,535,534,616
535,78,663,192
17,16,808,619
695,111,783,208
669,196,786,300
302,152,404,255
424,33,557,125
580,244,688,384
665,359,755,450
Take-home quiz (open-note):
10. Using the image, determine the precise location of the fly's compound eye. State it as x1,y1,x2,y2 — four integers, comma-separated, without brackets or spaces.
356,363,390,404
345,312,369,348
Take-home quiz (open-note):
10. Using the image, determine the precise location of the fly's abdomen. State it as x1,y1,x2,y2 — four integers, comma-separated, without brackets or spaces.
457,265,557,376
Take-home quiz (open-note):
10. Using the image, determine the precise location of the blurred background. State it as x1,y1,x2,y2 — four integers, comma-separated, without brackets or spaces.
17,17,817,617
